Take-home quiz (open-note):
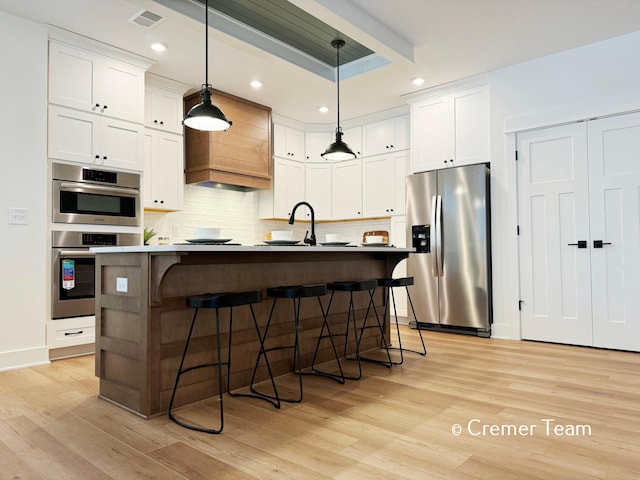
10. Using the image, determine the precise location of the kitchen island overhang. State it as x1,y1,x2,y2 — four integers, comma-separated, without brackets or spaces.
91,244,413,417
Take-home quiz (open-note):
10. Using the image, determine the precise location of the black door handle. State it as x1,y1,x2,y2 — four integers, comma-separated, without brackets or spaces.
568,240,587,248
593,240,612,248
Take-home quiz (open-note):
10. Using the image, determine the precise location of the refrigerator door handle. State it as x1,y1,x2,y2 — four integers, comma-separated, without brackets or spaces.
435,194,443,277
431,195,438,276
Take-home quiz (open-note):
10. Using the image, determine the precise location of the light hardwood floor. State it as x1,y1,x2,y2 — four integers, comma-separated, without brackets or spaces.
1,329,638,479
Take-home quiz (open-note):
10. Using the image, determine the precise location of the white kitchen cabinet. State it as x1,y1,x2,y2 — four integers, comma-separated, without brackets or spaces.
47,316,95,351
305,162,332,220
260,157,306,219
274,124,305,160
411,85,489,172
144,129,184,211
362,115,409,157
48,105,144,171
49,41,145,124
342,126,363,157
145,85,183,134
331,159,362,220
305,131,332,162
362,152,409,217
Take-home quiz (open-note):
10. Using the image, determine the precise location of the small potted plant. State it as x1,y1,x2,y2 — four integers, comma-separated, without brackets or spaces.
143,227,157,245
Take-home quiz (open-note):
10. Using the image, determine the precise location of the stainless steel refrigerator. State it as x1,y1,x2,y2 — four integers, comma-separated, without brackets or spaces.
406,163,492,336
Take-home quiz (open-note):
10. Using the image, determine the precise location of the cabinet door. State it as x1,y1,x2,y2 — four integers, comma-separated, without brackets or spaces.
144,130,184,210
273,124,289,158
287,128,305,160
411,95,450,172
362,116,409,156
363,155,394,217
332,159,362,220
99,59,145,123
305,163,332,220
342,126,362,157
273,158,305,219
48,106,100,164
305,132,332,162
449,85,489,167
145,86,183,133
100,117,144,171
49,42,99,113
273,124,304,160
393,153,410,215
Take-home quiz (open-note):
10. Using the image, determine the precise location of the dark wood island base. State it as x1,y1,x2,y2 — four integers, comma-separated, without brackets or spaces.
93,245,411,418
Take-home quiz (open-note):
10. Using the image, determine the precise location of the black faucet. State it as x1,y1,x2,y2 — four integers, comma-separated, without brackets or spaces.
289,201,316,246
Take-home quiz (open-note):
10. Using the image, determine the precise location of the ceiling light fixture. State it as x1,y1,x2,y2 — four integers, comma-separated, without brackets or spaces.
412,77,425,86
250,80,263,88
150,42,167,52
318,106,329,113
321,39,356,161
183,0,231,131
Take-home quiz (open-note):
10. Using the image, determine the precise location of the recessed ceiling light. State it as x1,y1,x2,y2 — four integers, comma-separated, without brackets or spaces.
151,42,167,52
318,106,329,113
412,77,425,86
250,80,263,89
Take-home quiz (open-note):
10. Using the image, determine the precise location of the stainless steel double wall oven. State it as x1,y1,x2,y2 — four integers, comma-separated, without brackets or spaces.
51,163,141,319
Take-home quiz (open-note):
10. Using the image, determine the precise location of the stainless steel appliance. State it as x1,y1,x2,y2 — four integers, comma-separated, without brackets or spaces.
52,230,140,319
52,163,141,226
406,163,492,336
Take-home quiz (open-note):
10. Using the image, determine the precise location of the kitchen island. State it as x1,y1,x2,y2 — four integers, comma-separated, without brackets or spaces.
92,244,412,417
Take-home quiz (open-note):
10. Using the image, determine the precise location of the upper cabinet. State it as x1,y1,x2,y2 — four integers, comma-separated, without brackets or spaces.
274,124,305,160
362,115,410,157
144,129,184,211
411,84,489,173
305,132,332,162
342,126,363,157
362,152,409,218
305,162,332,221
49,41,145,124
145,85,183,134
331,159,362,220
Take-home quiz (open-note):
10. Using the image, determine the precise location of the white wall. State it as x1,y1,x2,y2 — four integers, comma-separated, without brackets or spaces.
488,30,640,340
0,11,49,370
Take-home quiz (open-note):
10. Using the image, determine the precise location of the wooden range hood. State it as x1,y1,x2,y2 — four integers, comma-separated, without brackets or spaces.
184,89,272,190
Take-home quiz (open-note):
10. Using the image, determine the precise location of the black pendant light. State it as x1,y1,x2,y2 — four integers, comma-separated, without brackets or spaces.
183,0,231,131
322,39,356,161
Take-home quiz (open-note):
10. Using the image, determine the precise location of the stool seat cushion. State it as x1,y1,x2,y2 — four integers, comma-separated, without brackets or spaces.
186,290,262,309
267,284,328,299
377,277,414,288
327,279,377,292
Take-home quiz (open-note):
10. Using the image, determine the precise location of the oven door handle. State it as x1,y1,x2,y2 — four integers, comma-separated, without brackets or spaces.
57,182,138,196
57,250,96,258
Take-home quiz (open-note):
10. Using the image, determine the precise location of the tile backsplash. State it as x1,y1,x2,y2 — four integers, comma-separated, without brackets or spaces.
144,184,392,245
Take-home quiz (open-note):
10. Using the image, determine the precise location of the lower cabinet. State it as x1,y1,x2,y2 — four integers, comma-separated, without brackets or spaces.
48,105,144,171
143,129,184,211
47,316,95,359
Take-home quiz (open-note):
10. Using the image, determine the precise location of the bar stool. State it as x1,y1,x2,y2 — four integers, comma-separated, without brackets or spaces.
318,279,385,380
168,290,279,434
374,277,427,365
251,283,344,404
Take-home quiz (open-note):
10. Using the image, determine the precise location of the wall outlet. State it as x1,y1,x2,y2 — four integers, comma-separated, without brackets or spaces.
8,208,28,225
116,277,128,293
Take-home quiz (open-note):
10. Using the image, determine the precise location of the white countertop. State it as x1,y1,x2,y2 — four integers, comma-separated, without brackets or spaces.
90,244,414,254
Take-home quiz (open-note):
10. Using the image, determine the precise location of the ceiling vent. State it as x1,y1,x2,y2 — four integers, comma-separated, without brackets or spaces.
129,10,164,28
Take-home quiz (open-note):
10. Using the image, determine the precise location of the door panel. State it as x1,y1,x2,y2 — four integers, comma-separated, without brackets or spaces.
588,113,640,351
517,123,593,345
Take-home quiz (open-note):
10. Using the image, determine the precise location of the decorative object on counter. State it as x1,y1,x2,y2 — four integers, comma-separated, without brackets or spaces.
362,230,389,245
270,230,294,241
158,236,170,245
322,39,356,161
143,227,157,245
183,0,231,132
288,201,317,246
325,233,340,243
194,227,222,240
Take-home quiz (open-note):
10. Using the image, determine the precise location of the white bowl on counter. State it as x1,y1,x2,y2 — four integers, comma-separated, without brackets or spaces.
271,230,294,241
195,227,221,239
365,235,384,244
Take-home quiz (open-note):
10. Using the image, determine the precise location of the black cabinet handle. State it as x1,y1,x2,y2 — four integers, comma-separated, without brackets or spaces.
568,240,587,248
593,240,612,248
65,330,84,336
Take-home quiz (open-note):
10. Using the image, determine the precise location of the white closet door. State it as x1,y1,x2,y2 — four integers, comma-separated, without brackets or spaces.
517,123,593,345
588,113,640,351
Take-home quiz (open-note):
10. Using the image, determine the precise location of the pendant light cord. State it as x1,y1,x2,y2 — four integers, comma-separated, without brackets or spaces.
204,0,209,89
336,41,341,133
